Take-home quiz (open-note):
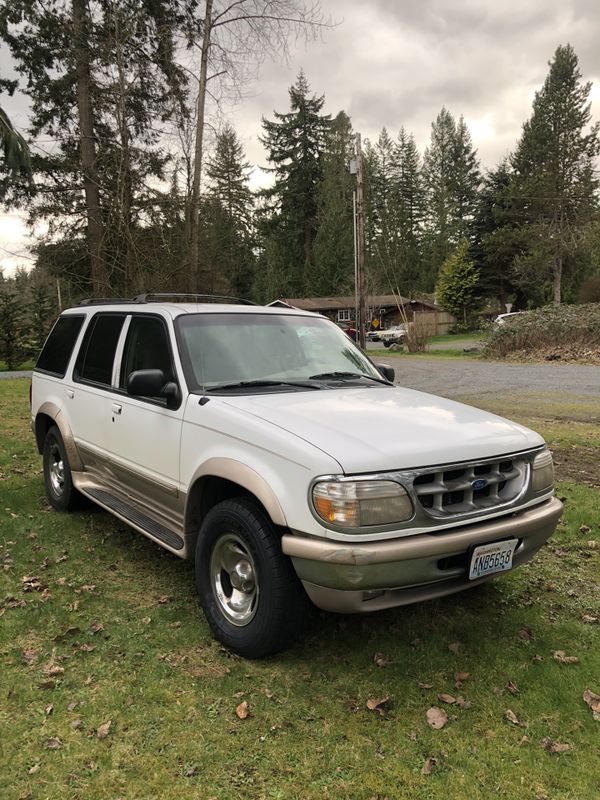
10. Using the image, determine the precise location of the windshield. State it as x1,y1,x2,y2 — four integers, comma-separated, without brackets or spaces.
176,313,386,391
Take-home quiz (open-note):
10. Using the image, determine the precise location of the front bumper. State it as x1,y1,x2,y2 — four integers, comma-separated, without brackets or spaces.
281,497,563,613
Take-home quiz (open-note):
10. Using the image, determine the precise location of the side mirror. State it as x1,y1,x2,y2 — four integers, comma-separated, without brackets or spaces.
126,369,181,409
375,363,395,383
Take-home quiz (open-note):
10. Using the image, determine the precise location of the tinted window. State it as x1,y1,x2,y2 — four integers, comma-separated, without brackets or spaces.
36,315,85,377
75,314,125,386
120,316,174,389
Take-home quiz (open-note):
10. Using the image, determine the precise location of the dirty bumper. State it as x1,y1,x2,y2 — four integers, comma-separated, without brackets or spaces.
281,497,563,613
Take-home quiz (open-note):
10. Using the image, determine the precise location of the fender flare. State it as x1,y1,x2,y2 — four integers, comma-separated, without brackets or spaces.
187,457,287,528
36,402,84,471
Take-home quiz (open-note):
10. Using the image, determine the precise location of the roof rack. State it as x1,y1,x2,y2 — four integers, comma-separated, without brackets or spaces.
78,293,259,307
133,293,259,306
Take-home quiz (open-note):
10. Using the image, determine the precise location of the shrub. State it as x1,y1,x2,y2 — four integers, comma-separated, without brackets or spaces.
482,303,600,361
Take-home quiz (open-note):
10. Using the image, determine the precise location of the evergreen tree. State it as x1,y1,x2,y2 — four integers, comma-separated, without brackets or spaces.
435,241,480,328
260,72,331,295
312,111,355,295
0,286,29,369
422,108,480,288
395,128,426,292
510,44,600,304
201,125,255,297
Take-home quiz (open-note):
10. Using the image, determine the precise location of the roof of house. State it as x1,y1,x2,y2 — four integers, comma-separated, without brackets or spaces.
278,295,441,312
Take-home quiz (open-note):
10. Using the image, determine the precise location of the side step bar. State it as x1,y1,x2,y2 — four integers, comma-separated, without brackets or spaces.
84,487,184,551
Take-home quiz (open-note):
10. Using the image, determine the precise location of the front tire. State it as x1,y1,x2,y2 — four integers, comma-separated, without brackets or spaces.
43,426,81,511
195,498,309,658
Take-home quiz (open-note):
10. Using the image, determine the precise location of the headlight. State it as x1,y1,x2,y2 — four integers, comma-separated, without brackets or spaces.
312,480,413,528
531,449,554,492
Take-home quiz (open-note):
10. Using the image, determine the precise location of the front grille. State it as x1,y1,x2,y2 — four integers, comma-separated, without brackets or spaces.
413,457,527,518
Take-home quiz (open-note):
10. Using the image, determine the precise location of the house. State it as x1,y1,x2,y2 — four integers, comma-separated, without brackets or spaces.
274,294,456,335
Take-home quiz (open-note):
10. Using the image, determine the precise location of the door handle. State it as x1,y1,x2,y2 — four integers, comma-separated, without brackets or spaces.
66,390,74,399
111,403,122,415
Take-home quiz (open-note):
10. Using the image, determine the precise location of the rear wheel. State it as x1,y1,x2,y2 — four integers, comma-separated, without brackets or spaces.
43,426,81,511
195,498,309,658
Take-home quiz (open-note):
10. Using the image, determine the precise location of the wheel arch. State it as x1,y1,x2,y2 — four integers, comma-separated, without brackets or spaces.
35,403,84,471
184,458,287,551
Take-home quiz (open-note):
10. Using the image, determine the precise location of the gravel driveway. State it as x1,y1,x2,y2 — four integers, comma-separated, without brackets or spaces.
387,357,600,401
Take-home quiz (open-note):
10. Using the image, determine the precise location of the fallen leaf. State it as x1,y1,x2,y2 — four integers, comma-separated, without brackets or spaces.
426,707,448,730
583,689,600,721
455,696,472,709
89,621,104,634
506,681,520,695
454,671,470,683
96,720,112,739
409,638,422,649
84,675,94,685
518,627,533,641
518,735,530,746
504,709,521,726
579,524,591,534
78,643,96,652
141,616,151,625
157,595,170,604
262,688,274,699
552,650,579,665
582,614,599,624
43,663,65,677
418,682,434,690
447,642,461,654
532,654,544,663
80,584,96,593
45,704,53,716
373,652,392,667
52,626,81,642
421,756,438,775
542,737,571,753
22,648,39,666
168,621,182,629
67,702,78,712
38,680,56,690
28,764,40,775
366,696,390,715
437,693,456,705
408,730,418,741
587,540,598,549
236,701,250,720
71,719,83,731
45,737,62,749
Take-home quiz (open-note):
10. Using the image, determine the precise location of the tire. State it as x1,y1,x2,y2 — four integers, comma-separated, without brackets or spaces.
195,497,309,658
43,426,81,511
383,340,390,348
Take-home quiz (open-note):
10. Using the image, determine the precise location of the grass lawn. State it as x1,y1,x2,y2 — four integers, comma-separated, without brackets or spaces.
1,379,599,800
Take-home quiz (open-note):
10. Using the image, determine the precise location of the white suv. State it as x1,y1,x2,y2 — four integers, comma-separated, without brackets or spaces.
31,295,562,658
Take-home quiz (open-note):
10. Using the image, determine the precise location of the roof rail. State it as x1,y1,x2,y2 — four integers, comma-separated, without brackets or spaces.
133,293,259,306
78,297,136,306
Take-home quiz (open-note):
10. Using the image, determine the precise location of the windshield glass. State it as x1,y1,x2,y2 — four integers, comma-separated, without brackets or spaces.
176,313,385,391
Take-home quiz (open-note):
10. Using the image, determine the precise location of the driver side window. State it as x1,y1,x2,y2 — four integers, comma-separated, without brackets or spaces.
120,316,175,394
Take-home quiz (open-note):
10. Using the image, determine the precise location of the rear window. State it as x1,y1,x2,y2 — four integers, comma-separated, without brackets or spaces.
35,315,85,377
74,314,126,386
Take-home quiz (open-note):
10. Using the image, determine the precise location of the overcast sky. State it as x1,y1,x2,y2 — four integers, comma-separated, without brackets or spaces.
2,0,600,277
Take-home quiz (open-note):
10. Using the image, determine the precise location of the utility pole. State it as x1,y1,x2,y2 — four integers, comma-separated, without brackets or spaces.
355,133,367,350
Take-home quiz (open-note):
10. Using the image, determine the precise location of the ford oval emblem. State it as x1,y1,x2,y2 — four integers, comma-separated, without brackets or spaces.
471,478,488,491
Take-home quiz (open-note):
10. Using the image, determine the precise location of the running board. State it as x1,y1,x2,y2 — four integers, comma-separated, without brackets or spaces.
84,487,184,551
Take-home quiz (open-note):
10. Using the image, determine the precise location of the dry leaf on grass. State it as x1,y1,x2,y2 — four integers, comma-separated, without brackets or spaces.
45,737,62,749
542,737,571,753
583,689,600,721
426,707,448,729
89,621,104,634
506,681,520,695
96,720,112,739
518,627,533,641
504,709,521,726
141,617,151,625
71,719,83,730
418,682,434,690
52,626,81,642
437,693,456,705
22,648,39,666
236,701,250,720
157,595,171,604
44,704,53,716
28,764,40,775
42,663,64,677
552,650,579,665
366,696,390,715
373,652,393,667
579,524,591,534
447,642,461,654
455,696,472,709
421,757,438,775
582,614,599,624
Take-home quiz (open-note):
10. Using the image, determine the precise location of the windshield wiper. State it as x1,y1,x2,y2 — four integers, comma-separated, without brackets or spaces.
208,379,322,392
308,371,392,385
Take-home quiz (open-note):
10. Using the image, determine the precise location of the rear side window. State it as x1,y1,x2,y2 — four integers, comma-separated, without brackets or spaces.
75,314,126,386
35,315,85,377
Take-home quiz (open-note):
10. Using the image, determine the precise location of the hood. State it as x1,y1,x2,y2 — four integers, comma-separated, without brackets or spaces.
222,385,544,474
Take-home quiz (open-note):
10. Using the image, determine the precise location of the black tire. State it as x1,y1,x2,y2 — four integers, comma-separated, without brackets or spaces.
195,497,310,658
383,340,390,348
43,426,81,511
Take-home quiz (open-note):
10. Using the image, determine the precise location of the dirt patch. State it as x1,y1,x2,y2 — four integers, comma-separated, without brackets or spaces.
552,445,600,486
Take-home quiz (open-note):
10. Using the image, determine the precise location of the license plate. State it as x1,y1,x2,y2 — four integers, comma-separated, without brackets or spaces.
469,539,518,580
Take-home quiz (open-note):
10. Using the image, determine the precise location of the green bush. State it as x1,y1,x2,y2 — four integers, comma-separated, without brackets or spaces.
482,303,600,359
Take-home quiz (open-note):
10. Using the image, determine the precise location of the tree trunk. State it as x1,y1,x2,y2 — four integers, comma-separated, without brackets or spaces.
189,0,213,292
114,9,134,293
72,0,107,296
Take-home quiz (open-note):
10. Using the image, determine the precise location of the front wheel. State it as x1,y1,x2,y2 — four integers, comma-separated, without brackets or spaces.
195,498,309,658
